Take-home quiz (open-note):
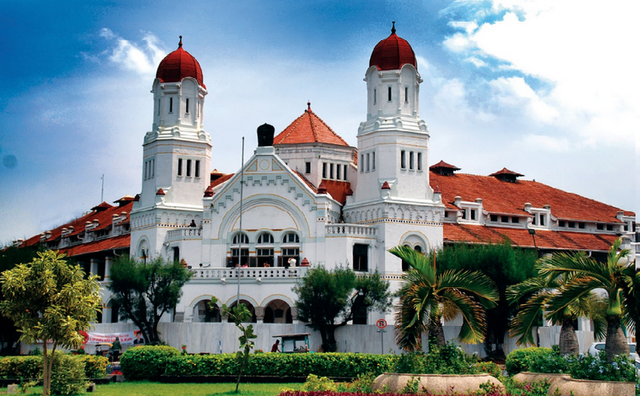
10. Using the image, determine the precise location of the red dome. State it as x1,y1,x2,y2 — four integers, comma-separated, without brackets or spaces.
156,37,205,88
369,23,417,71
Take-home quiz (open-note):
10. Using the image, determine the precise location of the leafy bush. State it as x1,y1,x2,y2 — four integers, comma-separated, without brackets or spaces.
79,354,108,379
303,374,338,392
567,352,636,382
502,377,551,396
528,350,568,374
50,352,85,396
0,356,42,379
120,345,180,381
164,352,395,379
505,347,554,375
394,342,488,375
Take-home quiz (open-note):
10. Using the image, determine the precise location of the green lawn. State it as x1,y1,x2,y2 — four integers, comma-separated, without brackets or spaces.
1,382,302,396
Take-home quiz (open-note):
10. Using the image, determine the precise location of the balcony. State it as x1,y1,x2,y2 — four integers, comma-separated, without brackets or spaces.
166,227,203,243
191,266,309,280
326,224,377,237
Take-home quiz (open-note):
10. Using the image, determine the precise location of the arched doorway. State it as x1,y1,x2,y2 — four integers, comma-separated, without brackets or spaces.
226,300,257,323
263,299,292,323
193,300,222,322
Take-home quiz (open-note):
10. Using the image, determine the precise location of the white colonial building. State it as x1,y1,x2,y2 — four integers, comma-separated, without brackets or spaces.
17,26,637,355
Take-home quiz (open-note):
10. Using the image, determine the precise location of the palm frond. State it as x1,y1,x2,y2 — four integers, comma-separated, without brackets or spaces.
441,289,487,344
437,269,499,306
509,291,549,346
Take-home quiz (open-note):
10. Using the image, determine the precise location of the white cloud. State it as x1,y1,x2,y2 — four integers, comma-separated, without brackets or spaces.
520,134,571,152
100,28,166,76
443,0,639,147
489,77,558,123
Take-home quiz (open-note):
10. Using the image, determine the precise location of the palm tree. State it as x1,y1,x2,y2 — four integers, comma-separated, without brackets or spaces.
508,274,607,355
389,245,499,351
535,239,635,361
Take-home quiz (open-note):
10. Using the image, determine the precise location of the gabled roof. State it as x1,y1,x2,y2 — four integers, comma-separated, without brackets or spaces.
430,171,631,222
274,104,349,147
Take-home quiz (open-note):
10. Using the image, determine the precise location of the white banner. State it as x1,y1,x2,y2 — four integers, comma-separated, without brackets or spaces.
79,330,145,345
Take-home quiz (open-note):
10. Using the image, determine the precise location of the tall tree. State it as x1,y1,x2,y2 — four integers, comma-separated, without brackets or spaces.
107,255,192,344
389,245,499,351
294,267,391,352
537,239,636,362
508,274,607,355
0,245,41,355
0,251,101,396
436,242,538,359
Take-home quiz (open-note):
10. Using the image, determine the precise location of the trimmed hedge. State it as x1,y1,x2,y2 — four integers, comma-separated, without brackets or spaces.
120,345,181,381
164,352,396,378
505,347,554,375
0,356,42,379
0,354,108,380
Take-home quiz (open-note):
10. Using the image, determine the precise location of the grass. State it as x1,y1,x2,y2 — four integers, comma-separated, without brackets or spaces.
0,382,302,396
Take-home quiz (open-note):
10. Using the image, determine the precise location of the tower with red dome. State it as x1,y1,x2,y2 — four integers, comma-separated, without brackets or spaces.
344,23,443,273
130,37,211,261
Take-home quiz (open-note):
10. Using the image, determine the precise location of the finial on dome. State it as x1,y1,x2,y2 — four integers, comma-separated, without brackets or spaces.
307,101,311,111
178,36,183,48
391,21,396,34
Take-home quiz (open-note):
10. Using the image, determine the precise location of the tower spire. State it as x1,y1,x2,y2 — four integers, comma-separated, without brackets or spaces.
391,21,396,34
178,35,183,48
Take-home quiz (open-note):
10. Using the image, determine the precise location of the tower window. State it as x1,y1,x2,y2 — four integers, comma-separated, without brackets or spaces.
305,162,311,174
405,87,408,103
417,152,422,171
373,88,377,105
186,159,192,177
400,150,406,169
330,163,334,179
366,153,370,172
409,151,414,170
169,97,173,113
157,99,160,115
360,155,364,173
178,158,183,176
388,86,392,102
372,152,376,170
323,163,327,178
195,160,200,178
343,164,348,180
185,98,190,114
336,164,341,180
353,244,368,272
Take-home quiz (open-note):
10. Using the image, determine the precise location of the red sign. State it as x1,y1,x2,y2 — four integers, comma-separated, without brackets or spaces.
376,319,388,329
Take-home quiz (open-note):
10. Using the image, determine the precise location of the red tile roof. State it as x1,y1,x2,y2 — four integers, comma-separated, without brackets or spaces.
444,223,617,252
321,179,352,204
274,105,349,147
22,198,133,249
59,234,130,257
430,171,631,223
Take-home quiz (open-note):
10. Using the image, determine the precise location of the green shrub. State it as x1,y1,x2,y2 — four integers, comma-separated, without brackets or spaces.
120,345,180,381
163,352,396,379
302,374,338,392
505,347,553,375
79,355,108,379
394,342,481,375
50,353,85,396
567,352,636,382
528,349,568,374
0,356,42,379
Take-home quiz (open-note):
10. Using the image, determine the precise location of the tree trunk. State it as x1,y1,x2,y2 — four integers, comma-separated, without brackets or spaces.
428,318,446,348
558,316,579,356
605,315,629,362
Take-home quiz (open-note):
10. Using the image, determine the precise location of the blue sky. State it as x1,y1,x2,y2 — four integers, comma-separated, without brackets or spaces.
0,0,637,243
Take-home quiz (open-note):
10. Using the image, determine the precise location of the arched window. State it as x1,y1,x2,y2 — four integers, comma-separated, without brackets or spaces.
232,233,249,244
402,244,425,271
263,299,293,324
257,233,274,244
257,232,274,267
230,232,249,266
282,233,299,244
280,232,300,268
227,300,257,323
193,300,221,323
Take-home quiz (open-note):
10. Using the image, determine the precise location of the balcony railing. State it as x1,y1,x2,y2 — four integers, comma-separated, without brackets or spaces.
191,266,309,280
166,227,203,243
325,224,377,237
